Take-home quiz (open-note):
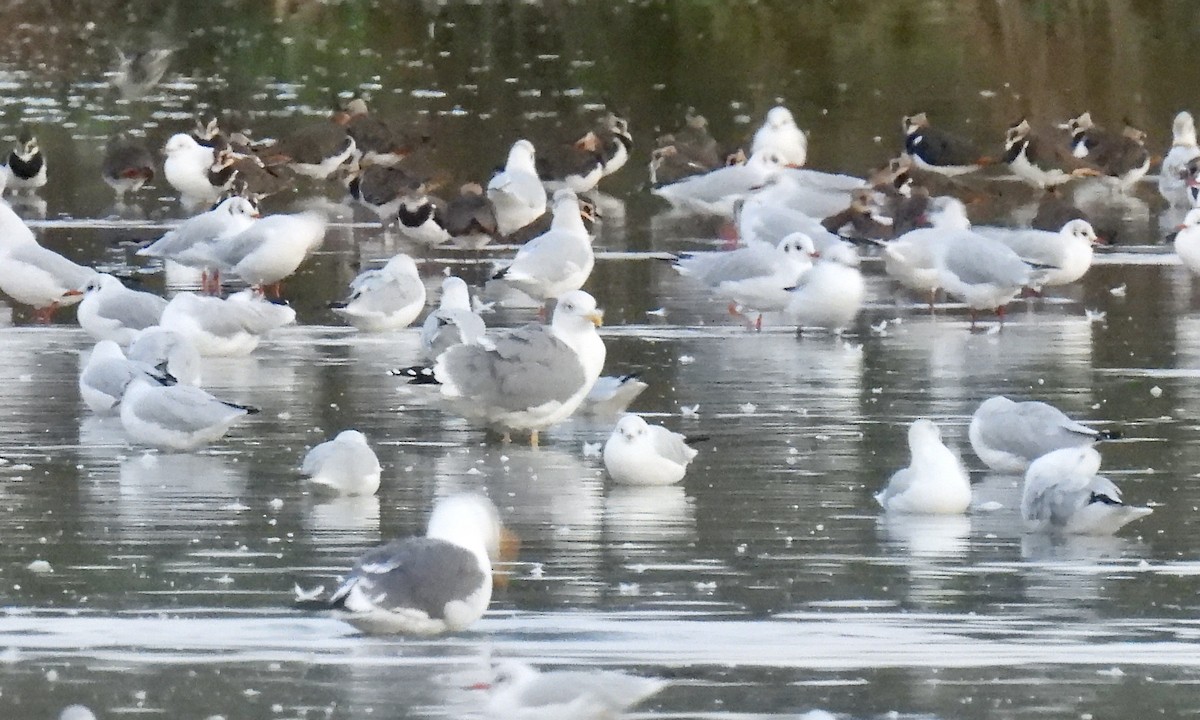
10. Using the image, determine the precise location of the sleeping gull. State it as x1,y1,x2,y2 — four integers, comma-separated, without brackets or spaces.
136,195,260,294
1022,446,1152,535
751,105,808,167
487,139,547,236
652,150,784,216
409,290,605,446
603,414,700,486
420,275,486,360
331,253,426,332
784,242,865,333
159,290,296,357
119,373,258,451
492,188,594,305
673,232,817,329
969,396,1119,474
875,419,971,514
0,199,97,321
78,340,171,415
309,493,503,635
127,326,202,387
580,374,648,416
207,210,327,295
75,274,167,344
479,659,665,720
300,429,382,496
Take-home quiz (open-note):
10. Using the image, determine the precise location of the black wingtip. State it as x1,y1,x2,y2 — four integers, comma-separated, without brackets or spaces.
618,372,641,382
491,267,509,281
389,366,440,385
1097,428,1122,441
224,401,260,415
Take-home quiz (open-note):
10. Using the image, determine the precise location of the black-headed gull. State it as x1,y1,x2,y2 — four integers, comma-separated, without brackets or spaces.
603,414,700,486
332,253,426,332
162,133,225,204
487,139,547,236
0,200,97,322
751,105,807,167
159,290,295,357
76,274,167,344
119,374,257,451
208,210,327,295
875,419,970,514
137,195,260,294
784,242,865,333
492,189,594,304
127,326,202,387
79,340,170,415
969,396,1119,474
301,429,382,496
1022,446,1152,535
479,659,665,720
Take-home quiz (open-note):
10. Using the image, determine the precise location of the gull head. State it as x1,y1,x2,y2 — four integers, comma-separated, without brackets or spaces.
779,232,818,260
908,418,943,447
765,106,795,129
554,290,603,329
163,133,203,157
1061,219,1099,245
426,494,503,561
219,195,261,219
614,413,650,443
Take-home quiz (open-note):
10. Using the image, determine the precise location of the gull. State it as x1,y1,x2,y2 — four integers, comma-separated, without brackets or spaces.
404,290,605,446
487,139,547,236
58,706,98,720
159,290,296,357
934,230,1037,326
300,430,382,496
75,274,167,344
420,276,486,360
162,133,225,204
652,150,785,216
751,105,808,167
127,326,202,386
1022,447,1152,535
207,210,327,295
580,373,648,416
784,242,865,333
480,659,665,720
674,232,818,329
1173,208,1200,275
78,340,171,415
973,219,1099,290
0,199,97,321
306,494,504,635
137,195,260,294
492,189,594,304
603,414,700,486
736,191,853,252
875,419,971,514
968,396,1119,474
113,47,172,100
118,373,258,451
1160,111,1200,207
331,253,426,332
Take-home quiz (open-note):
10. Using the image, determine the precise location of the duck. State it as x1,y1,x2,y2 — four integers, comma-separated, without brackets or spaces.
1002,118,1098,189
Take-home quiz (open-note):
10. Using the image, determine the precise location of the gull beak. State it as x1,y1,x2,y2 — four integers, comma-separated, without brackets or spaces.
588,311,604,327
468,682,492,691
62,289,83,298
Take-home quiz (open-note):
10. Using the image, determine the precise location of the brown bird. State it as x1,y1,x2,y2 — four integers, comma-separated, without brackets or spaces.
101,134,155,197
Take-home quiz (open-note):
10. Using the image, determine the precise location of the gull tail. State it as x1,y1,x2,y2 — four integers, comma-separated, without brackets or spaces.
389,366,440,384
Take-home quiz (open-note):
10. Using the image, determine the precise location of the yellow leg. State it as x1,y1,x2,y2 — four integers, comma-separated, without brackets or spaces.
530,430,539,448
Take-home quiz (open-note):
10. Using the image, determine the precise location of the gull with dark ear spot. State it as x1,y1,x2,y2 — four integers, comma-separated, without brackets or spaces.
127,326,202,387
487,139,547,236
1022,447,1151,535
784,243,865,334
75,274,167,344
972,219,1100,290
603,414,700,486
0,199,98,322
137,195,260,294
306,494,505,635
78,340,175,415
751,105,807,167
480,659,666,719
969,396,1120,474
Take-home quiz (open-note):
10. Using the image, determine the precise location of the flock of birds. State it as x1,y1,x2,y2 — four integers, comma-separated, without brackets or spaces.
7,82,1199,717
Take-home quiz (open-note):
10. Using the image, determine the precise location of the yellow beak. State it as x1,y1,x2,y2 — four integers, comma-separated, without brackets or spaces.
588,311,604,327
